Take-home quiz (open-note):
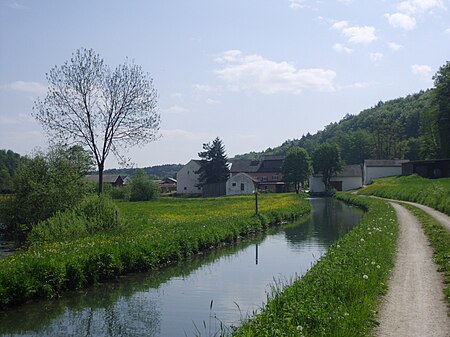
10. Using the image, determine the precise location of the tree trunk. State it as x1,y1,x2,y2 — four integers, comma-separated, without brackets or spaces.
98,162,104,194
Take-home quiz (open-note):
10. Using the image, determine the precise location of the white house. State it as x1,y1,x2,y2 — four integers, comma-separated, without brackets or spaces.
363,160,409,185
309,165,363,193
226,173,257,196
176,160,203,195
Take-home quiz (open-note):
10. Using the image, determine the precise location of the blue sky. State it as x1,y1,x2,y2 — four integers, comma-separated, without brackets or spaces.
1,0,449,168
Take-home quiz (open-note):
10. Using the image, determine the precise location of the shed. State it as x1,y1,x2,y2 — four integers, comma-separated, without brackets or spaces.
226,173,257,196
402,159,450,178
363,160,409,185
309,165,362,193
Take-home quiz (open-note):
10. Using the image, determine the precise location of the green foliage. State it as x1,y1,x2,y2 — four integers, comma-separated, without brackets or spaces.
233,194,398,337
433,61,450,158
129,169,160,201
358,175,450,215
235,62,450,163
196,137,230,186
282,147,312,193
0,146,94,240
312,143,344,191
104,164,183,180
28,195,123,244
0,194,310,307
109,185,131,200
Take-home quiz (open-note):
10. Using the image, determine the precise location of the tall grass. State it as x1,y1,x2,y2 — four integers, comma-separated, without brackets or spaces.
0,193,310,308
232,194,399,337
358,175,450,215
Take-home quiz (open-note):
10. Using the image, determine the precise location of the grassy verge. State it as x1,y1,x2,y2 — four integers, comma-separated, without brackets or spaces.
401,203,450,310
358,175,450,215
232,194,399,337
0,193,310,308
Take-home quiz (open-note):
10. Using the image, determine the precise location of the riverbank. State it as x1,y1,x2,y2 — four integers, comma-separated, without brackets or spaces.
232,194,399,336
358,175,450,215
0,193,310,308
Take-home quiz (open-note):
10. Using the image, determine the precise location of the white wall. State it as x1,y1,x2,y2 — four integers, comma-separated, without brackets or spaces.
364,166,402,185
309,176,362,193
176,160,203,194
226,173,255,196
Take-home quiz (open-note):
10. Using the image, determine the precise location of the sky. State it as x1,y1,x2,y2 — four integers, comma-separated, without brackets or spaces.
1,0,449,168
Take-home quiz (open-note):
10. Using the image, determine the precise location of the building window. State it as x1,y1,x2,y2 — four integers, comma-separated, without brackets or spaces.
272,175,278,181
262,176,268,182
240,183,245,191
184,187,187,190
232,182,236,187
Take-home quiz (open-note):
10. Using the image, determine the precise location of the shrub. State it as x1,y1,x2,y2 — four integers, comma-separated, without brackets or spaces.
129,169,160,201
79,195,120,233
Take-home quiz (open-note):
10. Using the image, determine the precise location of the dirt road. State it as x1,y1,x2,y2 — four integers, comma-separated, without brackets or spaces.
374,202,450,337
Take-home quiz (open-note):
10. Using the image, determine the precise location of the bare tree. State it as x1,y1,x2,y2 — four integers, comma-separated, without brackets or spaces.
33,48,160,193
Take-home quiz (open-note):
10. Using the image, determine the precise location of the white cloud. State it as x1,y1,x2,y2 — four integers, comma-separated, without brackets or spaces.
397,0,445,14
8,1,27,9
164,105,189,114
333,43,353,54
205,98,221,105
370,52,384,62
445,28,450,34
341,81,374,89
411,64,433,79
388,42,404,51
214,50,336,94
192,84,214,92
385,12,416,30
289,0,306,10
332,21,377,44
2,81,47,95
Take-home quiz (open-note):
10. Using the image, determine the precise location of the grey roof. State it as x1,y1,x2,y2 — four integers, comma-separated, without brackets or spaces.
313,165,362,178
364,159,409,167
337,165,362,177
230,172,258,182
230,160,261,173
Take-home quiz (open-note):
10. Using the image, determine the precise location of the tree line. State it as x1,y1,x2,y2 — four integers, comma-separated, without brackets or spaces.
235,61,450,164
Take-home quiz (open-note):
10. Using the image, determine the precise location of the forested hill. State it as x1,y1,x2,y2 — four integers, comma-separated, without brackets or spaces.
104,164,183,179
234,88,443,165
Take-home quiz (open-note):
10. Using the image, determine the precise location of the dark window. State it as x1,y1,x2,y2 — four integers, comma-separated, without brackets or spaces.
232,182,236,187
262,176,268,182
240,183,245,191
272,175,278,181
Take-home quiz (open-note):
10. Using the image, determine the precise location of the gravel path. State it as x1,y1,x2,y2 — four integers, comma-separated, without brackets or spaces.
374,202,450,337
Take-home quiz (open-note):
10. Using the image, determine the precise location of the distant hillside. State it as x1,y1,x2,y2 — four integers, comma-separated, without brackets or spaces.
104,164,183,180
234,89,437,164
235,61,450,163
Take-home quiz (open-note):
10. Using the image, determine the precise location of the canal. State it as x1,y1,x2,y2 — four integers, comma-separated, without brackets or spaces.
0,198,364,336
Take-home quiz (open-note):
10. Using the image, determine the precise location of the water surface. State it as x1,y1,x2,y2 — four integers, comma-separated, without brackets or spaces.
0,198,363,337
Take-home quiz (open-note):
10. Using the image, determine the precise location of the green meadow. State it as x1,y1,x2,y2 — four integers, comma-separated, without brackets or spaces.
358,175,450,215
0,193,310,308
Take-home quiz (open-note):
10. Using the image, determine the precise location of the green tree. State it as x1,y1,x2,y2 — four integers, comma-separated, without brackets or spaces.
433,61,450,158
0,164,12,193
33,48,160,194
196,137,230,186
129,169,160,201
282,147,312,194
312,143,344,191
1,146,93,240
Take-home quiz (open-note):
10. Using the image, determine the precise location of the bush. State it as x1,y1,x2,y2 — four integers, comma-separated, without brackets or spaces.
0,146,94,240
109,185,131,200
129,169,159,201
28,195,124,244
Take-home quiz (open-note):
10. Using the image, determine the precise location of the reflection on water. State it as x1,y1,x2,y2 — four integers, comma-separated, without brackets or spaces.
0,198,363,337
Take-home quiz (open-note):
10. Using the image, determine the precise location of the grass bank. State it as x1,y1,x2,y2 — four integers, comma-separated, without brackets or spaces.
358,175,450,215
0,193,310,308
232,194,399,337
401,203,450,309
